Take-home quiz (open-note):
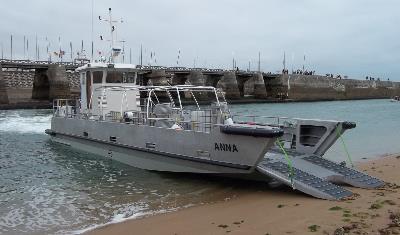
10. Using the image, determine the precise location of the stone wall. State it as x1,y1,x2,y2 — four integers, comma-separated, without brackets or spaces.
267,74,400,101
0,66,9,104
0,67,80,106
2,66,400,109
1,70,35,103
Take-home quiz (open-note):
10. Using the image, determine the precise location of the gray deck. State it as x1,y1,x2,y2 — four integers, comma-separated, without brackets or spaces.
257,152,384,200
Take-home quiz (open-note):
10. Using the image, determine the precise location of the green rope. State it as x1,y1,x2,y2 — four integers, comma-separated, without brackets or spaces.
275,138,295,189
336,127,354,168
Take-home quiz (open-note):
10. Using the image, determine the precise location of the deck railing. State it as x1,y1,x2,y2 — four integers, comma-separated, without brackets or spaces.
53,99,80,118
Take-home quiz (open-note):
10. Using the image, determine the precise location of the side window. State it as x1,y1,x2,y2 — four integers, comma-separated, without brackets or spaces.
124,72,137,83
93,71,103,83
106,71,123,83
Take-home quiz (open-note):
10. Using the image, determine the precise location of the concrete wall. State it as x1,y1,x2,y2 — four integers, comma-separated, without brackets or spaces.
1,70,35,104
269,74,400,101
0,66,9,104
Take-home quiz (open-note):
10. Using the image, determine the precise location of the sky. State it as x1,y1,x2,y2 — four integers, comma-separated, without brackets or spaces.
0,0,399,80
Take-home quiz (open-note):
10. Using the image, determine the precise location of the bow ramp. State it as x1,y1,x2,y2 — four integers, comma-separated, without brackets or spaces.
256,152,384,200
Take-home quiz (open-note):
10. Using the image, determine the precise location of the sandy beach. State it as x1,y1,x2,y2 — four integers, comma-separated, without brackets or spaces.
86,155,400,235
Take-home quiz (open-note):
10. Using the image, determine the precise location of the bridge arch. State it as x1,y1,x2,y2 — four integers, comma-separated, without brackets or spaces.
32,69,50,100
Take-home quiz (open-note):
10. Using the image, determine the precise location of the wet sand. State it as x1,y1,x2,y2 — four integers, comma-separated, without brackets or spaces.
86,155,400,235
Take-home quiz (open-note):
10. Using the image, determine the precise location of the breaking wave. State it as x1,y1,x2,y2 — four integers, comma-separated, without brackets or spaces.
0,110,52,134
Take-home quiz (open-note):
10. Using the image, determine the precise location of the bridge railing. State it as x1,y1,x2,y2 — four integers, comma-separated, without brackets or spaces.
0,59,86,67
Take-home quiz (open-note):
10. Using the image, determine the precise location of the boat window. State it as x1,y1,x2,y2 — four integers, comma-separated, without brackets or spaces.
123,72,136,83
106,71,123,83
93,71,103,83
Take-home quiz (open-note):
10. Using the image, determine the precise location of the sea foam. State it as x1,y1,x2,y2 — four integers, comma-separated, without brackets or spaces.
0,111,51,134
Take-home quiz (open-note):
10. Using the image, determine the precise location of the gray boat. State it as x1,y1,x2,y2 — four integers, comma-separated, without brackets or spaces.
46,8,384,200
47,68,282,174
45,62,384,200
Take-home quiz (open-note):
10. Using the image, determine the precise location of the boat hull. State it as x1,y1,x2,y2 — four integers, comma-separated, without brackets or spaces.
47,117,278,174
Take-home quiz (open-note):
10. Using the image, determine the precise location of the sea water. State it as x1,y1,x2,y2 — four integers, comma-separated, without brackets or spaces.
0,99,399,234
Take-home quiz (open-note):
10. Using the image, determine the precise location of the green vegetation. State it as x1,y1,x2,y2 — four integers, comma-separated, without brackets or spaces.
329,206,343,211
343,213,352,218
308,225,320,232
369,203,383,209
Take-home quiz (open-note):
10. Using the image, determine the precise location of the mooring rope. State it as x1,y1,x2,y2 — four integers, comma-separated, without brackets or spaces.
275,138,295,189
336,127,354,168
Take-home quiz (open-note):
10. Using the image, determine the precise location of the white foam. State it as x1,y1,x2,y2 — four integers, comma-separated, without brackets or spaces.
72,207,180,235
0,112,51,134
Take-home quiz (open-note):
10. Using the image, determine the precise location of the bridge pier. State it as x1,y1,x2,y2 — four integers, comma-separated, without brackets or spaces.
32,69,50,100
253,72,267,98
171,73,188,86
186,71,208,100
187,71,205,86
218,72,240,99
0,65,9,104
236,74,253,97
205,74,223,88
47,65,71,100
145,70,169,86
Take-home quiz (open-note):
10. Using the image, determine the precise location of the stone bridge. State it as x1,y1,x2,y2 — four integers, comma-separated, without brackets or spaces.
0,60,281,107
2,60,398,108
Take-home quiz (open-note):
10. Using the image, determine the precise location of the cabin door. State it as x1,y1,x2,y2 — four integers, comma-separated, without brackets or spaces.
86,71,92,109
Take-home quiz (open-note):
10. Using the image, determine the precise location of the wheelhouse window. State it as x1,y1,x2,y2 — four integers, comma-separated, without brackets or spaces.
106,71,123,83
123,72,137,84
93,71,103,84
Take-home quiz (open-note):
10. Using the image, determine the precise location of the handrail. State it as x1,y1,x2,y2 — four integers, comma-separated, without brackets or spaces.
231,114,343,123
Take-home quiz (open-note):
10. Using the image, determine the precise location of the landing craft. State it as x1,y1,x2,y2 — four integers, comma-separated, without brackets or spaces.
46,8,384,200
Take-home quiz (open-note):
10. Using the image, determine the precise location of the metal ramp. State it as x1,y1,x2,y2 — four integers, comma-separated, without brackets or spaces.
302,155,384,189
256,152,385,200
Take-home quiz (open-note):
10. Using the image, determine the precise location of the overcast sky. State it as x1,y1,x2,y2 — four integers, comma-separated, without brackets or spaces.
0,0,399,80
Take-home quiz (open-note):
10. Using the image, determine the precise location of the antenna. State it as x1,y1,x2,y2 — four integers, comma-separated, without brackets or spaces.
91,0,94,61
121,40,126,63
99,8,124,63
